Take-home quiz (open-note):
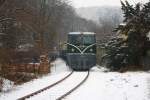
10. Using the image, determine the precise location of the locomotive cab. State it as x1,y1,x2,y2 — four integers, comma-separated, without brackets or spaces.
66,32,96,71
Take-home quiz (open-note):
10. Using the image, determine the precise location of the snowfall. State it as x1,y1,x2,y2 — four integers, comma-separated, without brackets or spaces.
0,58,150,100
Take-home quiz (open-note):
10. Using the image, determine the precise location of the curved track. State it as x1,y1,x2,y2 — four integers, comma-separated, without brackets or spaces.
56,71,90,100
18,71,90,100
18,71,73,100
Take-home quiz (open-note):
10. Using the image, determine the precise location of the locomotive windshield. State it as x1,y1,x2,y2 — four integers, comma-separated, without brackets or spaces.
68,35,82,45
83,35,95,45
68,34,95,45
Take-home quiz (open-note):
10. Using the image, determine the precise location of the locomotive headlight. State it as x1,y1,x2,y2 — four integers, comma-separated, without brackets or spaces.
71,48,75,52
90,48,93,52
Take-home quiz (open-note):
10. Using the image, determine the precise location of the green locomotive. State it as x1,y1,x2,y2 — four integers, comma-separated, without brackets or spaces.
66,32,96,71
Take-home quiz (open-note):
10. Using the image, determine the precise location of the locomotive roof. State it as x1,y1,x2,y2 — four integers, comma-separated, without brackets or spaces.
68,32,95,35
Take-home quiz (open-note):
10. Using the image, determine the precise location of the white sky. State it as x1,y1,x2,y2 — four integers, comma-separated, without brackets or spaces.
69,0,149,8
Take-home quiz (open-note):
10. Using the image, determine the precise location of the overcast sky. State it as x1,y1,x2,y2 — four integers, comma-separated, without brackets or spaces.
69,0,149,8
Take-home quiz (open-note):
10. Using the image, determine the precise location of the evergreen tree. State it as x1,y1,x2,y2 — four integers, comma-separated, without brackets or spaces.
102,0,150,71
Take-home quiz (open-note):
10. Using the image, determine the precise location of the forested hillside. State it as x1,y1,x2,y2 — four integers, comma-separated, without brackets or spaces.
0,0,100,90
76,6,123,40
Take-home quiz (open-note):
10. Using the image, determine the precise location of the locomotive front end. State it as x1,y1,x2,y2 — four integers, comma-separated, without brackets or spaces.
66,32,96,71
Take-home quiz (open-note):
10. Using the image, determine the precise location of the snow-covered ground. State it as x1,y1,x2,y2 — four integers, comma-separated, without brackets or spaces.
0,78,14,92
0,58,150,100
68,71,150,100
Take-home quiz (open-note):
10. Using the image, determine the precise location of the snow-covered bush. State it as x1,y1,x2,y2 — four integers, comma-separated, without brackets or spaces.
101,1,150,71
101,37,128,71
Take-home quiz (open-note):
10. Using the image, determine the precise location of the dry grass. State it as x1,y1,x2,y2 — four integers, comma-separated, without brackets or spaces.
119,66,146,73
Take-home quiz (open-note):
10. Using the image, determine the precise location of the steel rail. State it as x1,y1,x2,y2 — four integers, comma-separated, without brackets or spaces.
18,71,74,100
56,71,90,100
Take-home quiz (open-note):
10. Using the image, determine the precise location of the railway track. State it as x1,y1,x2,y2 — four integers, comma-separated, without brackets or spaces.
18,71,74,100
18,71,90,100
56,71,90,100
